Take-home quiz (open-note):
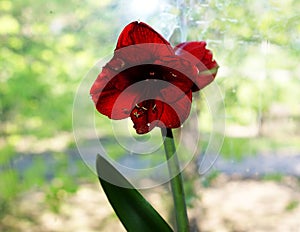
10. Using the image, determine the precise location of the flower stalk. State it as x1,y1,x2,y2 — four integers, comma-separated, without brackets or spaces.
162,128,189,232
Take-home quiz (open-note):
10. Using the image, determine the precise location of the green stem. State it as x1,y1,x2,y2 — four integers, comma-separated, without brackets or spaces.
161,128,189,232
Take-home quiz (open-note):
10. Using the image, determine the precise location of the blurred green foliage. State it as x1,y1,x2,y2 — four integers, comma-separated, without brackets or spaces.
1,1,120,223
201,170,220,188
0,0,122,139
285,200,299,212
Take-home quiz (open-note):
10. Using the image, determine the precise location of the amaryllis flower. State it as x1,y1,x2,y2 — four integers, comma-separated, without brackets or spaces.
90,21,218,134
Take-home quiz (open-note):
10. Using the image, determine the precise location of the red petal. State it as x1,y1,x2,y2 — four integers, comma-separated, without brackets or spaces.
114,22,175,64
90,67,116,104
96,87,139,120
90,65,139,119
158,91,192,129
175,42,219,91
117,21,170,49
175,41,207,61
153,56,196,95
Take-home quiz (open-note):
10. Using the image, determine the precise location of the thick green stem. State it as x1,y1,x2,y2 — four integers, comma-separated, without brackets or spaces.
161,128,189,232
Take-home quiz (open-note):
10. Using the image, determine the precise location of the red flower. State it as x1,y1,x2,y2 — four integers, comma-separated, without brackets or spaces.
90,21,218,134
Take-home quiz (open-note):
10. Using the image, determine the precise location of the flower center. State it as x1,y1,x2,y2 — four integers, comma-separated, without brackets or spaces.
133,101,157,118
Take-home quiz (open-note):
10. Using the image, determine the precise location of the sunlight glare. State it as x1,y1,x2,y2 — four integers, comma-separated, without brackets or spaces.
129,0,160,18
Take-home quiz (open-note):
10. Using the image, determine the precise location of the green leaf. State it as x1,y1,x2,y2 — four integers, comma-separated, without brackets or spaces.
96,155,173,232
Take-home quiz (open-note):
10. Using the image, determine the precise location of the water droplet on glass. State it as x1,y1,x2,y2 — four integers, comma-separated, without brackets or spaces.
112,58,125,71
122,108,129,114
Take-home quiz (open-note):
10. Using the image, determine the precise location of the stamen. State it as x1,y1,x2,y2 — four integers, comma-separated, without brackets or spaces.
142,106,148,111
152,104,156,111
135,104,140,108
149,72,155,76
133,112,139,118
171,73,177,77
